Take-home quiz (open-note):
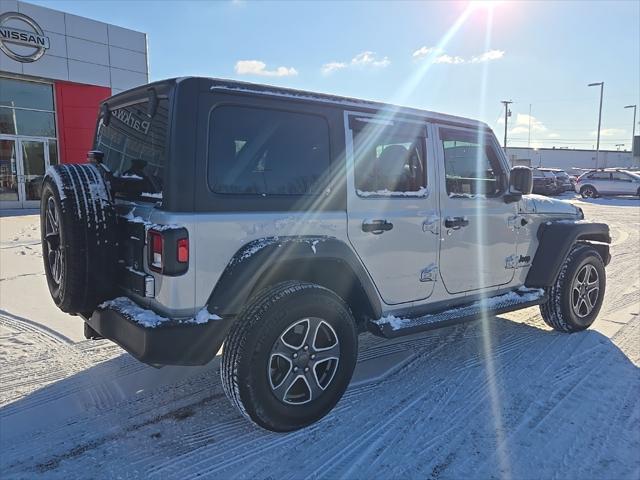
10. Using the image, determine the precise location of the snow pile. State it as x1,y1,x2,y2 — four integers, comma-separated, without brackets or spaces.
357,186,429,198
99,297,222,328
121,211,180,233
448,192,487,199
141,192,163,199
375,287,545,331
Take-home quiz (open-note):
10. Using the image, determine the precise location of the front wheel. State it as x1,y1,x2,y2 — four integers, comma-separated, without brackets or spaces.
580,185,598,198
540,244,606,332
221,281,358,431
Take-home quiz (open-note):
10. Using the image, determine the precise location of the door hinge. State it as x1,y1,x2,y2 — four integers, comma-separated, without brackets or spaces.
420,264,438,282
422,215,440,235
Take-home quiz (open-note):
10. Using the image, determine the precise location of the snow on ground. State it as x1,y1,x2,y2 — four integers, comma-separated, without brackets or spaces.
0,197,639,479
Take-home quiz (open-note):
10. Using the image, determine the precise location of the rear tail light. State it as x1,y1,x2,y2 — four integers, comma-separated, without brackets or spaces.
149,230,164,271
147,228,189,276
177,238,189,263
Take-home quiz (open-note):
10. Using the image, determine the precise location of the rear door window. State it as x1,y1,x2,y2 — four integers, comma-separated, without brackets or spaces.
351,119,427,196
611,172,633,182
208,106,330,195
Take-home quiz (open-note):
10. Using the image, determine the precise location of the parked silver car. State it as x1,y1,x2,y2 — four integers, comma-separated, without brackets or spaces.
40,77,611,432
575,169,640,198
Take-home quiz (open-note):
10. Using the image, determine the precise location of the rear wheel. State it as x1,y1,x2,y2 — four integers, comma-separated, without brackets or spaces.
221,281,358,431
580,185,598,198
540,244,606,332
40,164,118,314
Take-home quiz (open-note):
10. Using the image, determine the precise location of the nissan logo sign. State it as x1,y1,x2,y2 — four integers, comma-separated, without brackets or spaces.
0,12,50,63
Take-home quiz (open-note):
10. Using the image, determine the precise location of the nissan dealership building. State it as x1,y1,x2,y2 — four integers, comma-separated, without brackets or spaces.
0,0,148,209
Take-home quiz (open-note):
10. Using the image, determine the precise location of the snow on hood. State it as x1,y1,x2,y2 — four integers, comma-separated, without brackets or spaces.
520,194,580,216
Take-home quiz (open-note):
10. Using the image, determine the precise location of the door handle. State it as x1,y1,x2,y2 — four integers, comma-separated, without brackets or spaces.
444,216,469,230
362,219,393,234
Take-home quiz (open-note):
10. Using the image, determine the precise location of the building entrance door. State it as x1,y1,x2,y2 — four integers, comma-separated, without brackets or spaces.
0,136,58,209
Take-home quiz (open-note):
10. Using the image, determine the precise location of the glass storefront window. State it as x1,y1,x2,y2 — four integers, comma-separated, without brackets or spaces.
0,107,56,136
16,110,56,137
0,77,54,111
0,78,56,137
0,107,17,135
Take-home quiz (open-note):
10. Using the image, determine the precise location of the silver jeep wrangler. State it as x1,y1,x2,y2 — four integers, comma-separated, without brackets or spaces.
40,77,610,432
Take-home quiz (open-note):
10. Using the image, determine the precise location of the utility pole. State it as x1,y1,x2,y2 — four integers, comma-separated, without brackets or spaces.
527,104,532,148
588,82,604,169
501,100,513,155
624,104,637,158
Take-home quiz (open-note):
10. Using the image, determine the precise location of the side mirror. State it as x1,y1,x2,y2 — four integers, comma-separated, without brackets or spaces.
504,166,533,203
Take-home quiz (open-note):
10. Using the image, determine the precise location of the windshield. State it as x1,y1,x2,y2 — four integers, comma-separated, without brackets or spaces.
94,98,169,197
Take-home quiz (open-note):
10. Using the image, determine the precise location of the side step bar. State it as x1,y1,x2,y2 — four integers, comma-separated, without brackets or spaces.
368,288,547,339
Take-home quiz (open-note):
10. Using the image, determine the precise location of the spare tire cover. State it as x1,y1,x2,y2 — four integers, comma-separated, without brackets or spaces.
40,164,118,314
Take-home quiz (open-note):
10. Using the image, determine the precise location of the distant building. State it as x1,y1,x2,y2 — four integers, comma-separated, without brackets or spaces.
506,147,637,173
1,1,148,209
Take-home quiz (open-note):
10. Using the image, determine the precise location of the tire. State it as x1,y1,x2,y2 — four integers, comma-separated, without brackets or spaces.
40,164,118,314
221,281,358,432
540,244,606,333
580,185,598,198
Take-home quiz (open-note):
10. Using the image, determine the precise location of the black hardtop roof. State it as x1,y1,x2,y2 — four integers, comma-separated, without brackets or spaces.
106,76,491,130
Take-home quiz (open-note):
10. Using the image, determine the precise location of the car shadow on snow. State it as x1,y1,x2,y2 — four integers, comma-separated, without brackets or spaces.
1,314,638,479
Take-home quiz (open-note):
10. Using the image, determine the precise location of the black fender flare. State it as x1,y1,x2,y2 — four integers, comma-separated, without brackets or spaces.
206,236,382,321
526,220,611,288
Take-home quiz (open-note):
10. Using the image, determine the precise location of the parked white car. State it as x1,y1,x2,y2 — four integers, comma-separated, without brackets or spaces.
575,169,640,198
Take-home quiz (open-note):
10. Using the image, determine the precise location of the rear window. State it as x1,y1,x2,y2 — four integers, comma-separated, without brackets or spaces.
208,105,330,195
95,98,169,196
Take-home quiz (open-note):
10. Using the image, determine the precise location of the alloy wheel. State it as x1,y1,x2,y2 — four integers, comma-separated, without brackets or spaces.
44,196,63,286
268,317,340,405
571,263,600,318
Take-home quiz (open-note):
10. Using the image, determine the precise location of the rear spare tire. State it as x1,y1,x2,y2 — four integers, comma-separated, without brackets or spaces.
40,164,118,314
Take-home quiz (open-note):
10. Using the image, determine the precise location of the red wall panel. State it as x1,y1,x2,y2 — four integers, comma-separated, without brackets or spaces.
54,81,111,164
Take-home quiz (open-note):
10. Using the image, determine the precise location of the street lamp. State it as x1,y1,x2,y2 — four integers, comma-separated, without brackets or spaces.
624,104,637,157
588,82,604,169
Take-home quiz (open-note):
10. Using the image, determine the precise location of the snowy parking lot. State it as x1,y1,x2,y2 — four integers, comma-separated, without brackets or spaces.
1,196,639,479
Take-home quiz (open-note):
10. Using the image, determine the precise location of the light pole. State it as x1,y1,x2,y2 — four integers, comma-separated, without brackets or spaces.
588,82,604,169
624,104,637,157
501,100,512,154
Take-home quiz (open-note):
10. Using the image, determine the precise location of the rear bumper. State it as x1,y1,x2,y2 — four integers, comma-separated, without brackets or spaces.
85,307,234,366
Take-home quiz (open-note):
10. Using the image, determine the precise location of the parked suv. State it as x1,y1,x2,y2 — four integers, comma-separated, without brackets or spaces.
40,78,610,432
575,169,640,198
531,168,558,195
539,168,574,193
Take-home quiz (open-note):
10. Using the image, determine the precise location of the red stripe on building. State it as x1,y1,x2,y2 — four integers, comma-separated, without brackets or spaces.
54,81,111,164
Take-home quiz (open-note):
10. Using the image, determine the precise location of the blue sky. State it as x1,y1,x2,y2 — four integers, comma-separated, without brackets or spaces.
34,0,640,150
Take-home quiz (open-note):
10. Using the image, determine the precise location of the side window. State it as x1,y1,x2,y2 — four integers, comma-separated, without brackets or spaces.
440,129,504,197
208,106,330,195
588,172,610,180
611,172,632,182
352,120,427,196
